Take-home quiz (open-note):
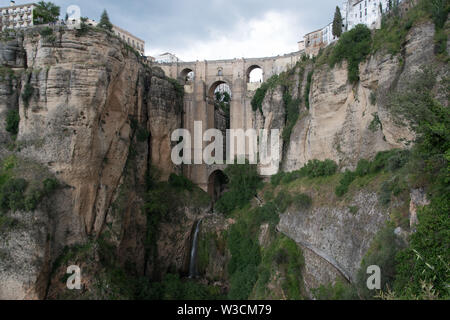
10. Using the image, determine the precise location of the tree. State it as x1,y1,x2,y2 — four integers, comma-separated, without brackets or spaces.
33,1,60,25
332,6,343,38
98,9,113,31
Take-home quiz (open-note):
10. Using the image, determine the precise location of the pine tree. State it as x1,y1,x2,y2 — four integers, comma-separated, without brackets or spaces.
98,9,113,31
332,6,343,38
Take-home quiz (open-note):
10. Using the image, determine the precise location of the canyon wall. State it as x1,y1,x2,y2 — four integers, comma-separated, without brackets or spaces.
0,27,182,299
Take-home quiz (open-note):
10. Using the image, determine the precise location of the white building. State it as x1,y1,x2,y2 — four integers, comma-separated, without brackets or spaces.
0,1,35,31
112,24,145,56
155,52,180,64
344,0,403,31
322,22,338,46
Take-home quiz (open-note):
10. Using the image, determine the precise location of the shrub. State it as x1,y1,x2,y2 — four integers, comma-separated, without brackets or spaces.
312,279,358,300
368,113,382,132
21,83,34,108
227,219,261,300
254,202,279,226
270,172,285,186
282,93,300,143
215,162,261,214
335,171,357,197
356,223,405,299
274,192,292,213
168,173,194,191
5,110,19,136
300,159,338,178
329,24,372,83
39,26,53,37
292,193,312,210
0,178,28,212
304,70,313,109
356,159,371,177
251,74,281,113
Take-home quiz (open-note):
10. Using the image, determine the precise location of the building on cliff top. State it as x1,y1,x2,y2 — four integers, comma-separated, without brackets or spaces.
76,18,146,56
300,0,413,56
112,24,145,56
0,1,35,31
155,52,181,64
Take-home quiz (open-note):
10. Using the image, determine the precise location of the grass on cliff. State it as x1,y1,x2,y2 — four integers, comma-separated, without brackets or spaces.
0,155,59,215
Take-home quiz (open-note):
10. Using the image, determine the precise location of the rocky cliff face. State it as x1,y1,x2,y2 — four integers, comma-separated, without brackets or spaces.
0,27,183,299
277,23,438,171
251,22,441,293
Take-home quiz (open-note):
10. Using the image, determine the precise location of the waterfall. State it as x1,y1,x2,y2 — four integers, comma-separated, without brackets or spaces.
188,219,202,279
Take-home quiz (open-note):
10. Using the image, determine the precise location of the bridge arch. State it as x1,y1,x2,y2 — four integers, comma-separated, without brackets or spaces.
179,68,194,84
207,170,228,201
246,65,263,83
208,80,232,101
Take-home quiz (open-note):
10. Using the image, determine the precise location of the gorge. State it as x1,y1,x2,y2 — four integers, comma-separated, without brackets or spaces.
0,0,448,300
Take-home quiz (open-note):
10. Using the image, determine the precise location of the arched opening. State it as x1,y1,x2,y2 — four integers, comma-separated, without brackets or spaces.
209,81,231,160
247,65,263,83
179,68,194,84
208,170,228,202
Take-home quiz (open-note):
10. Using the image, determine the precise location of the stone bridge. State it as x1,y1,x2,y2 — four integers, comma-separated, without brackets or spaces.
158,51,304,195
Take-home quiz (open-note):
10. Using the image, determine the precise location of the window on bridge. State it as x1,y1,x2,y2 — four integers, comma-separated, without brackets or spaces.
247,65,263,83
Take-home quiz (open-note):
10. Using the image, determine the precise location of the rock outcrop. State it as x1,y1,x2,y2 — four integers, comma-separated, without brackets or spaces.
0,27,183,299
281,23,437,172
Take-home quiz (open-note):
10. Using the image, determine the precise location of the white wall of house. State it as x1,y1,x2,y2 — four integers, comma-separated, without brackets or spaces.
345,0,403,31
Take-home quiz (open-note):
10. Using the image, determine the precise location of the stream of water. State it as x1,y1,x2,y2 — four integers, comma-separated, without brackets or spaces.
188,219,202,279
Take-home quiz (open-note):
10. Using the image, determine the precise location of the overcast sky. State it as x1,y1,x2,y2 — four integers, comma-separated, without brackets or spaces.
25,0,341,61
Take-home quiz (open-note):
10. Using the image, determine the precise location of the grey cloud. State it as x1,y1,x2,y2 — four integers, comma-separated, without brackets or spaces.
48,0,340,57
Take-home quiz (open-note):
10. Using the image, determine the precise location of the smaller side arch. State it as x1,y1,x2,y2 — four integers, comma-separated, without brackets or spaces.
246,65,263,83
179,68,194,84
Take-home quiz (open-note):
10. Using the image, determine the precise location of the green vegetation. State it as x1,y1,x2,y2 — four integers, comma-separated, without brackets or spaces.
251,74,282,113
385,67,450,299
5,110,20,136
39,26,53,37
282,92,300,143
0,156,58,235
75,17,91,37
215,162,261,214
253,234,305,300
226,199,305,300
329,24,372,83
335,149,410,198
98,9,113,32
369,113,382,132
332,6,343,38
304,70,313,109
0,66,15,82
356,223,406,299
168,173,194,191
372,0,449,57
271,159,338,187
33,1,60,25
21,83,34,108
312,279,358,300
